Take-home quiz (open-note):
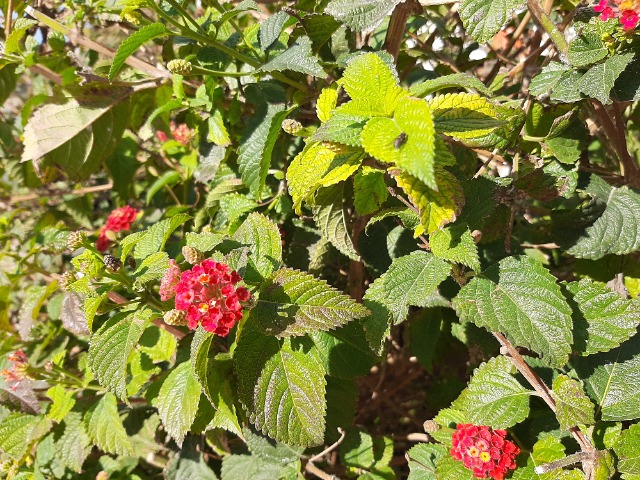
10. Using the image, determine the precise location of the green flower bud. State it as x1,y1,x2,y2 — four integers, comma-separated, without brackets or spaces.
167,59,192,76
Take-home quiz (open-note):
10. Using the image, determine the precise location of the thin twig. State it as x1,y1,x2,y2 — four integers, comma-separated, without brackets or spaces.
383,0,422,61
9,183,114,205
308,428,346,463
5,0,14,35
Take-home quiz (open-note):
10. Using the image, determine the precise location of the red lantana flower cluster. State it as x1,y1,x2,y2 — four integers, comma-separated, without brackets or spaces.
170,121,194,146
161,259,250,336
1,350,29,391
594,0,639,30
451,424,519,480
96,206,138,252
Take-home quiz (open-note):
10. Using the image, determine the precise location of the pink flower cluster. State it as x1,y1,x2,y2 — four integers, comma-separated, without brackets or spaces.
1,350,29,391
170,121,194,146
160,259,250,336
594,0,639,30
451,424,519,480
96,206,138,252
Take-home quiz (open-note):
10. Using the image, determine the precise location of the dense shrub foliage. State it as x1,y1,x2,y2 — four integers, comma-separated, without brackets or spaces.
1,0,640,478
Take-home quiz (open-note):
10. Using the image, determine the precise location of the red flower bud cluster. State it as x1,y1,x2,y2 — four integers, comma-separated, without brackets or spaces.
160,259,250,336
1,350,29,390
96,206,138,252
594,0,639,30
170,121,194,146
451,424,519,480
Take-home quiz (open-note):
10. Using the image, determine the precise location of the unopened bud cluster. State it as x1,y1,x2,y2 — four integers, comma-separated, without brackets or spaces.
167,59,192,76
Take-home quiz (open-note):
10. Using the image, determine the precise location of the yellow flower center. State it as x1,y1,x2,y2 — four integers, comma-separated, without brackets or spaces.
480,451,491,462
468,447,480,457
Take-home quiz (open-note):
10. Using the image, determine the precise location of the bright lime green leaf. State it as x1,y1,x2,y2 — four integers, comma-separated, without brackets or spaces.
313,183,359,260
512,436,584,480
0,413,44,459
362,97,437,190
565,278,640,355
317,84,339,122
458,0,525,42
552,375,595,430
453,255,573,367
4,19,38,55
395,170,464,235
410,73,492,97
250,267,369,337
340,428,394,477
458,356,531,428
84,392,133,456
153,362,202,446
434,455,474,480
46,385,75,423
235,319,327,447
311,113,367,147
109,23,170,80
429,93,504,140
133,213,191,260
139,325,177,363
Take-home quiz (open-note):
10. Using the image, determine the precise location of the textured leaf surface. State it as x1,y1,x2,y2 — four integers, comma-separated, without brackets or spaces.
109,23,169,80
579,341,640,421
616,424,640,476
568,176,640,259
232,212,282,282
325,0,401,31
430,93,504,140
552,375,595,430
566,279,640,355
458,0,525,42
55,412,91,473
165,436,219,480
567,31,608,67
434,455,474,480
511,436,582,480
430,226,480,271
311,113,367,146
458,356,530,428
88,310,151,401
410,73,492,97
453,255,573,367
60,292,90,336
153,361,202,446
235,320,327,447
84,392,133,455
407,443,447,480
251,267,369,337
0,413,43,459
340,428,394,475
46,385,75,423
313,183,359,260
395,170,464,235
361,97,437,190
133,213,191,259
577,53,635,104
258,36,325,77
354,166,389,215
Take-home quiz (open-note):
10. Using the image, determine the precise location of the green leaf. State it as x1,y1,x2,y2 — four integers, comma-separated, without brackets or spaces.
578,340,640,421
339,53,407,117
339,428,393,476
361,97,437,190
552,374,595,430
567,176,640,259
577,53,635,105
243,427,304,464
565,279,640,355
146,170,181,205
434,455,474,480
46,385,75,423
260,11,291,50
363,251,451,325
54,412,91,473
139,325,177,363
316,84,339,122
235,319,327,447
4,19,38,55
457,356,531,428
287,142,364,212
232,212,283,283
153,361,202,446
0,65,18,107
165,436,219,480
22,87,130,180
88,309,152,401
185,232,225,252
109,23,170,80
0,413,43,459
458,0,525,42
84,392,133,455
407,443,447,480
354,166,389,215
453,255,573,367
325,0,401,31
133,251,170,287
567,31,609,67
250,267,369,337
395,170,465,235
238,82,291,198
429,93,504,141
311,113,367,146
133,213,191,259
430,226,480,271
512,436,582,480
616,424,640,476
410,73,492,97
313,183,359,260
258,36,325,77
221,454,299,480
529,62,572,98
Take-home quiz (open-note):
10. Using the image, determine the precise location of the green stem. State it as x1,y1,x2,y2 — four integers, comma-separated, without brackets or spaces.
526,0,568,54
190,65,254,77
163,0,207,36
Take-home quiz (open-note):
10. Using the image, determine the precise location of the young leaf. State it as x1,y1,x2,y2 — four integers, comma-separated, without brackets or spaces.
313,183,360,260
311,113,368,146
153,361,202,446
88,309,152,401
258,36,325,77
325,0,401,31
46,385,76,424
4,19,38,55
84,392,133,456
565,278,640,355
395,170,465,235
109,23,170,80
235,320,327,447
458,0,525,42
552,375,595,430
567,176,640,260
354,166,389,215
316,84,339,122
453,255,573,367
361,97,437,190
250,267,369,337
457,356,531,429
